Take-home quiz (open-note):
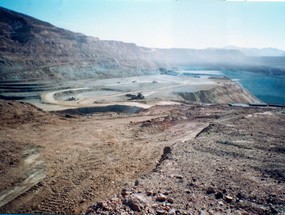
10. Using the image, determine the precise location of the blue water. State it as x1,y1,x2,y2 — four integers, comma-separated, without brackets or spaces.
180,68,285,105
222,70,285,105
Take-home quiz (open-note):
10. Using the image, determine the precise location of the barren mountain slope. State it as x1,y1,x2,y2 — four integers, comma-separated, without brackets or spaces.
0,7,158,81
2,7,285,82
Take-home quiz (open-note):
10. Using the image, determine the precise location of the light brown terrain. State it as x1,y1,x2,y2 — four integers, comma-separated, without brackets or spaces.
1,5,285,215
0,99,284,214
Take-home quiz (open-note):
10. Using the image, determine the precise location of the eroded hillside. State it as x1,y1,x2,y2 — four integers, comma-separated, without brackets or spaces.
0,7,158,81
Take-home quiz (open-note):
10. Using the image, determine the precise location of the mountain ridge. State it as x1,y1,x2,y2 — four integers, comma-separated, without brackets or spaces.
1,6,285,81
0,6,158,81
224,45,285,57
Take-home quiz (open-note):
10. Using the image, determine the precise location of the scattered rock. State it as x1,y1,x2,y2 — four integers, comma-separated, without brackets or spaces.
236,192,244,200
218,201,224,205
121,188,132,196
152,203,159,208
225,195,233,203
146,190,153,196
96,201,112,211
206,186,215,195
127,199,142,212
167,198,174,204
111,197,120,202
159,146,171,162
156,194,167,202
215,192,223,199
156,209,167,214
124,193,150,212
80,199,86,204
174,174,183,179
184,189,191,194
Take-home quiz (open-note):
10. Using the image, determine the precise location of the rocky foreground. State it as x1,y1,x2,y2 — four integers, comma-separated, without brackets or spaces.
0,100,284,214
84,105,285,215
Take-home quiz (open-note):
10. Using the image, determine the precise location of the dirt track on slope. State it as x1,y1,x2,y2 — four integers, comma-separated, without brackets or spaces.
0,100,207,214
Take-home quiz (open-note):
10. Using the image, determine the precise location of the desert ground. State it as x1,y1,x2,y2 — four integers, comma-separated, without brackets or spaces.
0,75,284,214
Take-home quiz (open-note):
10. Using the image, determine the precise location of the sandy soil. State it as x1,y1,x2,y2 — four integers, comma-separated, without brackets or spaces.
0,100,284,214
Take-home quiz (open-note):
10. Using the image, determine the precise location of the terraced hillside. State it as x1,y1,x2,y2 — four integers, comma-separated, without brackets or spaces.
2,6,285,82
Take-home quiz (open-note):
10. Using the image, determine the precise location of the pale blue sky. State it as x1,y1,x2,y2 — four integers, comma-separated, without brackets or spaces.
1,0,285,49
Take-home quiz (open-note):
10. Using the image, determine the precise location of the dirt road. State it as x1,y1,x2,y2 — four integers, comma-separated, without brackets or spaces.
0,100,206,214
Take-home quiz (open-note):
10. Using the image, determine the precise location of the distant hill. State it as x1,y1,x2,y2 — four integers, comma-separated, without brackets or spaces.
151,48,247,66
225,46,285,57
1,6,285,81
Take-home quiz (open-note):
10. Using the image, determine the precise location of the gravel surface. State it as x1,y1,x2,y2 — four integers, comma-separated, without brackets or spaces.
0,100,284,214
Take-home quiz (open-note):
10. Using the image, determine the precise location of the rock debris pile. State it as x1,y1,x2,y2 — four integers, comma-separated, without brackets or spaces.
86,188,178,215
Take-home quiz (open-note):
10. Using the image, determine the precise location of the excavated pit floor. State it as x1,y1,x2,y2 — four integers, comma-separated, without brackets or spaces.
0,74,229,112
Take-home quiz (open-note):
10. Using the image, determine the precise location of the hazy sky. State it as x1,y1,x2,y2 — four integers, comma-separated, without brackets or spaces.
1,0,285,49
